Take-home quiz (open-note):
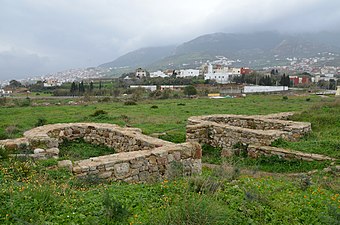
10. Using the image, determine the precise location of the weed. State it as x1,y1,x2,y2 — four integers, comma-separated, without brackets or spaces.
90,110,108,117
102,191,130,224
35,117,47,127
299,174,312,191
201,144,222,164
59,139,114,161
124,101,137,105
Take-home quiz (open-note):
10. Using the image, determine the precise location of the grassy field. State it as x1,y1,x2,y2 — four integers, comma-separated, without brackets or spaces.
1,94,339,157
0,94,339,224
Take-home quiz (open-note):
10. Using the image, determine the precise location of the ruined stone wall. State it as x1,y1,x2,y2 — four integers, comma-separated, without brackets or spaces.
0,123,202,182
247,145,336,161
72,142,202,182
186,113,311,156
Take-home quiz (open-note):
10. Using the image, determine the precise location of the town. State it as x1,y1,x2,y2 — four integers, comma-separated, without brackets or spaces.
1,54,340,98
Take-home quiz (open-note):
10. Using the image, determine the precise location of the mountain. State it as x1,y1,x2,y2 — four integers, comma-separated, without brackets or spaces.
99,46,176,68
99,31,340,71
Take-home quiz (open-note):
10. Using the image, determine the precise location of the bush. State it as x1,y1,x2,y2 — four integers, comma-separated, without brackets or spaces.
5,125,19,138
103,192,130,224
35,117,47,127
282,96,288,100
183,85,197,96
124,100,137,106
149,194,230,225
90,110,108,117
150,105,158,109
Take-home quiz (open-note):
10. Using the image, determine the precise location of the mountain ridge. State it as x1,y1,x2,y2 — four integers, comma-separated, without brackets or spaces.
99,31,340,71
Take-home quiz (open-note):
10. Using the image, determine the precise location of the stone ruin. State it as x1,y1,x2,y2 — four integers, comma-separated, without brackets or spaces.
0,123,202,182
187,112,335,161
1,112,336,184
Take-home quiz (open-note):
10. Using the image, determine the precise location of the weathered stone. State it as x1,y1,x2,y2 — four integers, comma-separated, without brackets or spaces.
34,148,45,154
139,171,150,181
46,148,59,155
58,160,73,171
114,163,130,178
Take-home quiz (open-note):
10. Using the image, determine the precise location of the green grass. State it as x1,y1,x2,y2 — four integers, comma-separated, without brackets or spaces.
0,159,339,224
225,155,332,173
0,94,339,224
59,139,115,161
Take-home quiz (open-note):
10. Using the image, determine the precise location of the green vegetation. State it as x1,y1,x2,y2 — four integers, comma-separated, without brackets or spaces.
59,139,114,161
0,158,338,224
0,94,339,224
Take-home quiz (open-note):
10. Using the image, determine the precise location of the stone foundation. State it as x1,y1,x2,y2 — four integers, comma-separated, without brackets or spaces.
186,113,312,158
0,123,202,182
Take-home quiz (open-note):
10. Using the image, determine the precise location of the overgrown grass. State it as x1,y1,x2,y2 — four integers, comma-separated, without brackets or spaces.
59,139,114,161
0,156,339,224
225,155,332,173
0,94,339,224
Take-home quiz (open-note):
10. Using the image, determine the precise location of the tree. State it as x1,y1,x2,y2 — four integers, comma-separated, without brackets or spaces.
79,81,85,94
183,85,197,96
89,81,94,92
8,80,22,89
70,82,77,96
279,74,290,87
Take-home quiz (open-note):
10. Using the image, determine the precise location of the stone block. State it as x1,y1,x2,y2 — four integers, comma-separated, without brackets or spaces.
58,160,73,171
114,163,130,178
34,148,45,154
46,147,59,155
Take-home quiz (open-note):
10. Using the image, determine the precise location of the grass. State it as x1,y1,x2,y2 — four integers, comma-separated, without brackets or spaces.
0,94,339,224
0,159,339,224
225,155,332,173
59,139,115,161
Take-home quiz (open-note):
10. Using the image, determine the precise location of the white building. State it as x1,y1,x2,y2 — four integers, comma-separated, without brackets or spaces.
336,86,340,96
177,69,200,78
130,85,157,91
243,86,288,93
204,64,239,84
43,79,62,87
149,71,168,78
135,68,147,79
0,89,12,97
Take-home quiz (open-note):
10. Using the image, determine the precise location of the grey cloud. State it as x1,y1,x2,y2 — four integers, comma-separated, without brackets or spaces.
0,0,339,79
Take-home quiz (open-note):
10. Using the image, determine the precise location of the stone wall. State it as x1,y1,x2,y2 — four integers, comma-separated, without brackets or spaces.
186,113,311,156
0,123,202,182
72,142,202,182
247,145,336,161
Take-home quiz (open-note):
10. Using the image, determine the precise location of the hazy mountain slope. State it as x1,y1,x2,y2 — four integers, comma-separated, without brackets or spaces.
99,45,176,68
99,31,340,70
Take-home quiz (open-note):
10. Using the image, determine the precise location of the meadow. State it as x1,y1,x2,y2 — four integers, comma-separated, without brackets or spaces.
0,94,339,224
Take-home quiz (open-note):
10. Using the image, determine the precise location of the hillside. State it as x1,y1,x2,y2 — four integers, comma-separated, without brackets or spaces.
99,46,176,68
99,31,340,71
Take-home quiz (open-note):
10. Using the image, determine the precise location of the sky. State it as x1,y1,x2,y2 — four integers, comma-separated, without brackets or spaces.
0,0,340,80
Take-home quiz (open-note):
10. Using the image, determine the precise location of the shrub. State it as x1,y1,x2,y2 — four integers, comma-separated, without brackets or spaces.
201,144,222,164
282,96,288,100
103,192,130,224
149,194,230,225
35,117,47,127
124,100,137,106
5,125,19,138
90,109,108,117
177,103,185,106
150,105,158,109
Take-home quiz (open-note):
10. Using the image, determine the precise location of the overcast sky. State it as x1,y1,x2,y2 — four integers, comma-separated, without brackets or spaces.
1,0,340,80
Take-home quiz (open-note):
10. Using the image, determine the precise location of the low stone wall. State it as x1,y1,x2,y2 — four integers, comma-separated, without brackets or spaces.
72,142,202,182
186,113,311,156
247,145,336,161
0,123,202,182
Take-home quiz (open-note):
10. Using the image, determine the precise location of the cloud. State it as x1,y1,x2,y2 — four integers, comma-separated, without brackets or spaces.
0,0,339,79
